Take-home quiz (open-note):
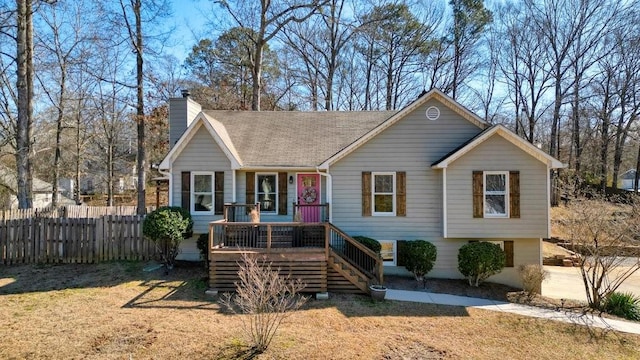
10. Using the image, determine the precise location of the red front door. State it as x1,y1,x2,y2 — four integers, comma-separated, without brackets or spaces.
296,173,321,222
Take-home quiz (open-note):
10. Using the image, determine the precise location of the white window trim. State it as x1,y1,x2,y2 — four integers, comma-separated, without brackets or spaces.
483,171,509,218
378,240,397,266
256,173,278,214
191,171,215,214
372,172,396,216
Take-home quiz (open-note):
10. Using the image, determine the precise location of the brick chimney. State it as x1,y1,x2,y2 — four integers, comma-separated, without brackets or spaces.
169,90,202,147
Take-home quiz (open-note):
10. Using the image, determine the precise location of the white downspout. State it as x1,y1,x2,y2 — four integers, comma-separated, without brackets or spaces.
232,169,237,203
159,169,172,206
442,168,447,238
316,167,332,223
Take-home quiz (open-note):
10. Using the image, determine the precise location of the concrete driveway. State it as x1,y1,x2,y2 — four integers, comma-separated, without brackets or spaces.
542,265,640,301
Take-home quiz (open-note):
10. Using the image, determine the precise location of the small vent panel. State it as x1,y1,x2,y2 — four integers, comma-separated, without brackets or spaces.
426,106,440,121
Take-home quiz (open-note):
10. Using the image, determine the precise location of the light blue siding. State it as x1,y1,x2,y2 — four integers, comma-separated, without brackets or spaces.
445,135,549,238
330,99,482,239
171,124,232,233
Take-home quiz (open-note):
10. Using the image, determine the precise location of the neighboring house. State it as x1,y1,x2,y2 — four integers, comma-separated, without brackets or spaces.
59,163,138,197
621,169,638,191
159,89,564,289
0,165,74,209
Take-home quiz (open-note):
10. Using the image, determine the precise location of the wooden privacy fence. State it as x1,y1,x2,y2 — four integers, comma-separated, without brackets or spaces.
0,215,158,265
0,205,155,220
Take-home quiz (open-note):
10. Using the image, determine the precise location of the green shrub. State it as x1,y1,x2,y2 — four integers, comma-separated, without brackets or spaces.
458,242,506,287
197,233,209,262
155,206,193,237
604,292,640,321
352,236,381,255
403,240,437,281
143,208,190,273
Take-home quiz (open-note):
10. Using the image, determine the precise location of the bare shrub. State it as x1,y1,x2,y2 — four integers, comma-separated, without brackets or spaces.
221,253,308,353
559,194,640,309
518,264,548,296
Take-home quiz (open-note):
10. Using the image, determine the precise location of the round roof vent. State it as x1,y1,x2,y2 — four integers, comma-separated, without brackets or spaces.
426,106,440,121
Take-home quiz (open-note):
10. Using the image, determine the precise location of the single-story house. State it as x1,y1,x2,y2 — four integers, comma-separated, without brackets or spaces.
621,169,638,191
0,165,74,209
159,89,564,292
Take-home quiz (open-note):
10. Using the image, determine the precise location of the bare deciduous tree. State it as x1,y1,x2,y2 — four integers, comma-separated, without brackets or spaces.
217,0,328,111
559,194,640,309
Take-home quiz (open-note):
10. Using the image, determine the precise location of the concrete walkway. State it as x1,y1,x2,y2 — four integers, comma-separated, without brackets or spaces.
543,265,640,302
385,288,640,335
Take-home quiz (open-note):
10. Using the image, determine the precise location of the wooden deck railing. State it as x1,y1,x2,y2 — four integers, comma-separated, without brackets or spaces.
208,220,383,285
292,203,329,222
223,203,260,222
327,223,383,284
210,221,327,250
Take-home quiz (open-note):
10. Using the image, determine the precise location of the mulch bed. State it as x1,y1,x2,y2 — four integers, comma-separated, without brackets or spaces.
384,275,520,302
384,275,587,310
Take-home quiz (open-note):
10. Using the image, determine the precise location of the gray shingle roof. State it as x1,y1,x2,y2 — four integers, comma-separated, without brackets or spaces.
0,164,54,193
202,110,397,167
621,169,637,179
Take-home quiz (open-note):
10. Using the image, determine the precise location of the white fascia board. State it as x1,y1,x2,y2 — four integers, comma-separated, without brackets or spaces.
319,89,487,168
431,125,566,170
158,113,242,170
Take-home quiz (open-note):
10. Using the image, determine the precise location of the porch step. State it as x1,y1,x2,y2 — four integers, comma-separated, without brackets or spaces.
327,252,369,293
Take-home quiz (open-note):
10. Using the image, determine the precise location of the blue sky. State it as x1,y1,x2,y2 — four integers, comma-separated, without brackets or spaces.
169,0,217,59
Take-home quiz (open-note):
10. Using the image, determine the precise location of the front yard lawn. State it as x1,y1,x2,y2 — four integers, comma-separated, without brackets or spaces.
1,262,639,359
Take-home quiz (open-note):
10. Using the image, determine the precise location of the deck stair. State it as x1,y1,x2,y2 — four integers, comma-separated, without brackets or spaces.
327,250,369,293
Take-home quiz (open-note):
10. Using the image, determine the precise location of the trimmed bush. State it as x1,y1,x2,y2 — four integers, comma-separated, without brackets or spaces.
352,235,382,255
458,242,506,287
604,292,640,321
156,206,193,238
403,240,437,281
518,264,547,296
143,207,190,273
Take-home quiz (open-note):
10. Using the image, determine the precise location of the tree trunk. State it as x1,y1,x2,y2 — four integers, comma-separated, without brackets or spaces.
74,105,81,205
571,73,581,174
251,38,264,111
635,143,640,192
15,0,33,209
107,143,113,206
51,69,66,208
134,0,146,214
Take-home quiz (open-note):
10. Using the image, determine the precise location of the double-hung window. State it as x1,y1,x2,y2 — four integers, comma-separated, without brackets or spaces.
484,171,508,217
192,172,214,213
372,172,396,216
256,173,277,213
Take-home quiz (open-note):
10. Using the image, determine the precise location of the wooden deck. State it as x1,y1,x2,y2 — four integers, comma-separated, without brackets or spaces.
208,213,383,294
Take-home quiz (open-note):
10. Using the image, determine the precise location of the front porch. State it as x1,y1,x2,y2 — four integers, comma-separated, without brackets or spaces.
208,204,383,294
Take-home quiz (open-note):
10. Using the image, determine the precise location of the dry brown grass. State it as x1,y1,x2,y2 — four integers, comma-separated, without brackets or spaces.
2,262,640,360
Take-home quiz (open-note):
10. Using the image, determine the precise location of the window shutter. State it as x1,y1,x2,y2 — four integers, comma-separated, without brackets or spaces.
245,172,255,204
214,172,224,215
472,171,483,218
396,171,406,216
504,240,514,267
181,171,190,211
396,240,407,266
278,172,288,215
509,171,520,218
362,172,371,216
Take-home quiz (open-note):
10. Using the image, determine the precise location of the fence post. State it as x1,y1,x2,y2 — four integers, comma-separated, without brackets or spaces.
95,217,104,262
